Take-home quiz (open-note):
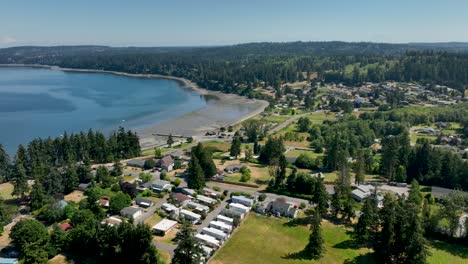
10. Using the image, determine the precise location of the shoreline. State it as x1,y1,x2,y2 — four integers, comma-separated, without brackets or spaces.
0,64,269,149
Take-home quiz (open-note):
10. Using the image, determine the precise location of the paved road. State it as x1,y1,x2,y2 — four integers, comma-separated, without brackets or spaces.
268,112,311,135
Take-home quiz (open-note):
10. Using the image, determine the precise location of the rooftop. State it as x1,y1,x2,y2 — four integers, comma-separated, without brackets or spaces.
153,218,178,232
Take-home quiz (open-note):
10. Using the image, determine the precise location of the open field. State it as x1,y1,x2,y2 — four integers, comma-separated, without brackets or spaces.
0,182,14,200
428,240,468,264
203,141,232,152
64,190,86,203
144,213,163,227
211,213,374,264
216,160,271,186
285,149,323,159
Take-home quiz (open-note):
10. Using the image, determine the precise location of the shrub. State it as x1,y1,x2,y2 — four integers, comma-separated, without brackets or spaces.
173,178,182,187
258,193,267,202
143,159,156,170
299,202,306,209
213,186,221,192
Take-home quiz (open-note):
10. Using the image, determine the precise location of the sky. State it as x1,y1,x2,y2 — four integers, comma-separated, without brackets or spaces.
1,0,468,47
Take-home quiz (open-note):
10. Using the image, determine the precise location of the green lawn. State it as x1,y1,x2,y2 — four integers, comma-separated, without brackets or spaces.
211,213,374,264
212,213,468,264
428,240,468,264
285,149,323,159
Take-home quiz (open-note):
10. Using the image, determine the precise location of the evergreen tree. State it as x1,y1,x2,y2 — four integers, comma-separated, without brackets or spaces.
0,144,10,182
354,189,379,245
187,155,205,190
230,137,242,158
167,134,175,147
331,163,354,220
303,210,325,259
172,222,204,264
354,148,365,185
111,162,123,177
408,179,423,207
11,157,29,199
312,177,329,216
63,165,79,194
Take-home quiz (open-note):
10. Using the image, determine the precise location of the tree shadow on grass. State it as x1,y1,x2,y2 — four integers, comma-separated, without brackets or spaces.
429,239,468,259
283,216,312,227
343,252,376,264
333,239,362,250
282,250,319,261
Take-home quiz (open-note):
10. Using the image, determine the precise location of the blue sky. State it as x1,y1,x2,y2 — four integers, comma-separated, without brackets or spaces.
1,0,467,47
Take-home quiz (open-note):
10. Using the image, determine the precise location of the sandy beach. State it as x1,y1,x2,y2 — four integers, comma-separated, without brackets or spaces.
0,64,269,149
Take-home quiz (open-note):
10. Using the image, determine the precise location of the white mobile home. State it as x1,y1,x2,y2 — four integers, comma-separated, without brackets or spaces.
209,220,232,233
202,227,229,241
231,195,254,207
196,233,220,248
216,214,234,225
180,209,201,224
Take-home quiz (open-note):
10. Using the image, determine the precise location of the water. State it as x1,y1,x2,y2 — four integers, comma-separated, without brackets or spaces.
0,67,208,155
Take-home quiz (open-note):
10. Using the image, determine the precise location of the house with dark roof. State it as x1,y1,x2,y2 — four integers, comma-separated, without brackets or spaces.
134,198,155,208
172,193,191,205
224,164,244,174
98,197,110,208
157,156,174,171
431,186,456,200
126,159,146,168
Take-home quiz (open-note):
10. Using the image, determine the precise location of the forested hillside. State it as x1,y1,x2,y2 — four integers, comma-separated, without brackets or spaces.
1,42,468,98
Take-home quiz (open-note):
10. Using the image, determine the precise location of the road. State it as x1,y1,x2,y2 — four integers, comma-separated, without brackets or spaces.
267,112,312,135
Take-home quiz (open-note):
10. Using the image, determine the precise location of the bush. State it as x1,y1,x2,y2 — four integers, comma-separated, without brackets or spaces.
258,193,267,202
299,202,306,209
143,159,156,170
240,173,251,182
173,160,182,170
295,153,319,169
173,178,182,187
213,186,221,192
160,170,168,180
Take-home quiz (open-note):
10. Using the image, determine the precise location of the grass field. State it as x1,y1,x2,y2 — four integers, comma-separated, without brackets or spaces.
285,149,323,159
0,182,14,200
211,213,374,264
428,240,468,264
217,160,271,186
203,141,232,152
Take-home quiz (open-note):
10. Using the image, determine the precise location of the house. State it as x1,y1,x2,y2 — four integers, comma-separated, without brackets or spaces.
126,159,146,168
152,218,178,236
209,220,232,233
152,180,172,192
268,198,299,218
216,214,234,225
136,181,153,192
157,155,174,172
0,258,18,264
203,187,222,198
201,245,214,257
101,217,123,226
185,201,210,213
78,183,91,191
231,195,254,207
196,195,216,205
120,206,143,219
202,227,229,241
172,193,191,205
182,188,197,196
229,203,250,214
352,189,368,202
224,164,244,173
221,207,245,219
98,197,110,208
59,222,73,232
179,209,202,224
162,203,179,214
418,127,437,135
135,198,155,208
195,233,220,248
431,186,456,200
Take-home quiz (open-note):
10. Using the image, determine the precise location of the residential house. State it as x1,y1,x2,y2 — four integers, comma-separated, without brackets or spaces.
126,159,146,168
152,180,172,192
267,198,299,218
179,209,201,224
203,187,222,198
201,245,214,257
171,193,191,205
157,155,174,172
182,188,197,196
185,201,210,213
229,203,250,214
152,219,178,236
101,217,123,227
351,185,375,202
136,181,153,192
98,197,110,208
59,222,73,232
209,220,232,233
202,227,229,241
120,206,143,219
224,164,244,174
195,233,220,248
221,207,245,219
77,183,91,191
216,215,234,225
134,198,155,208
231,195,254,207
196,195,216,206
162,203,179,214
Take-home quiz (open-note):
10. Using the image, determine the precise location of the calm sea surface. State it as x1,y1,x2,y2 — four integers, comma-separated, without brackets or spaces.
0,67,208,155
